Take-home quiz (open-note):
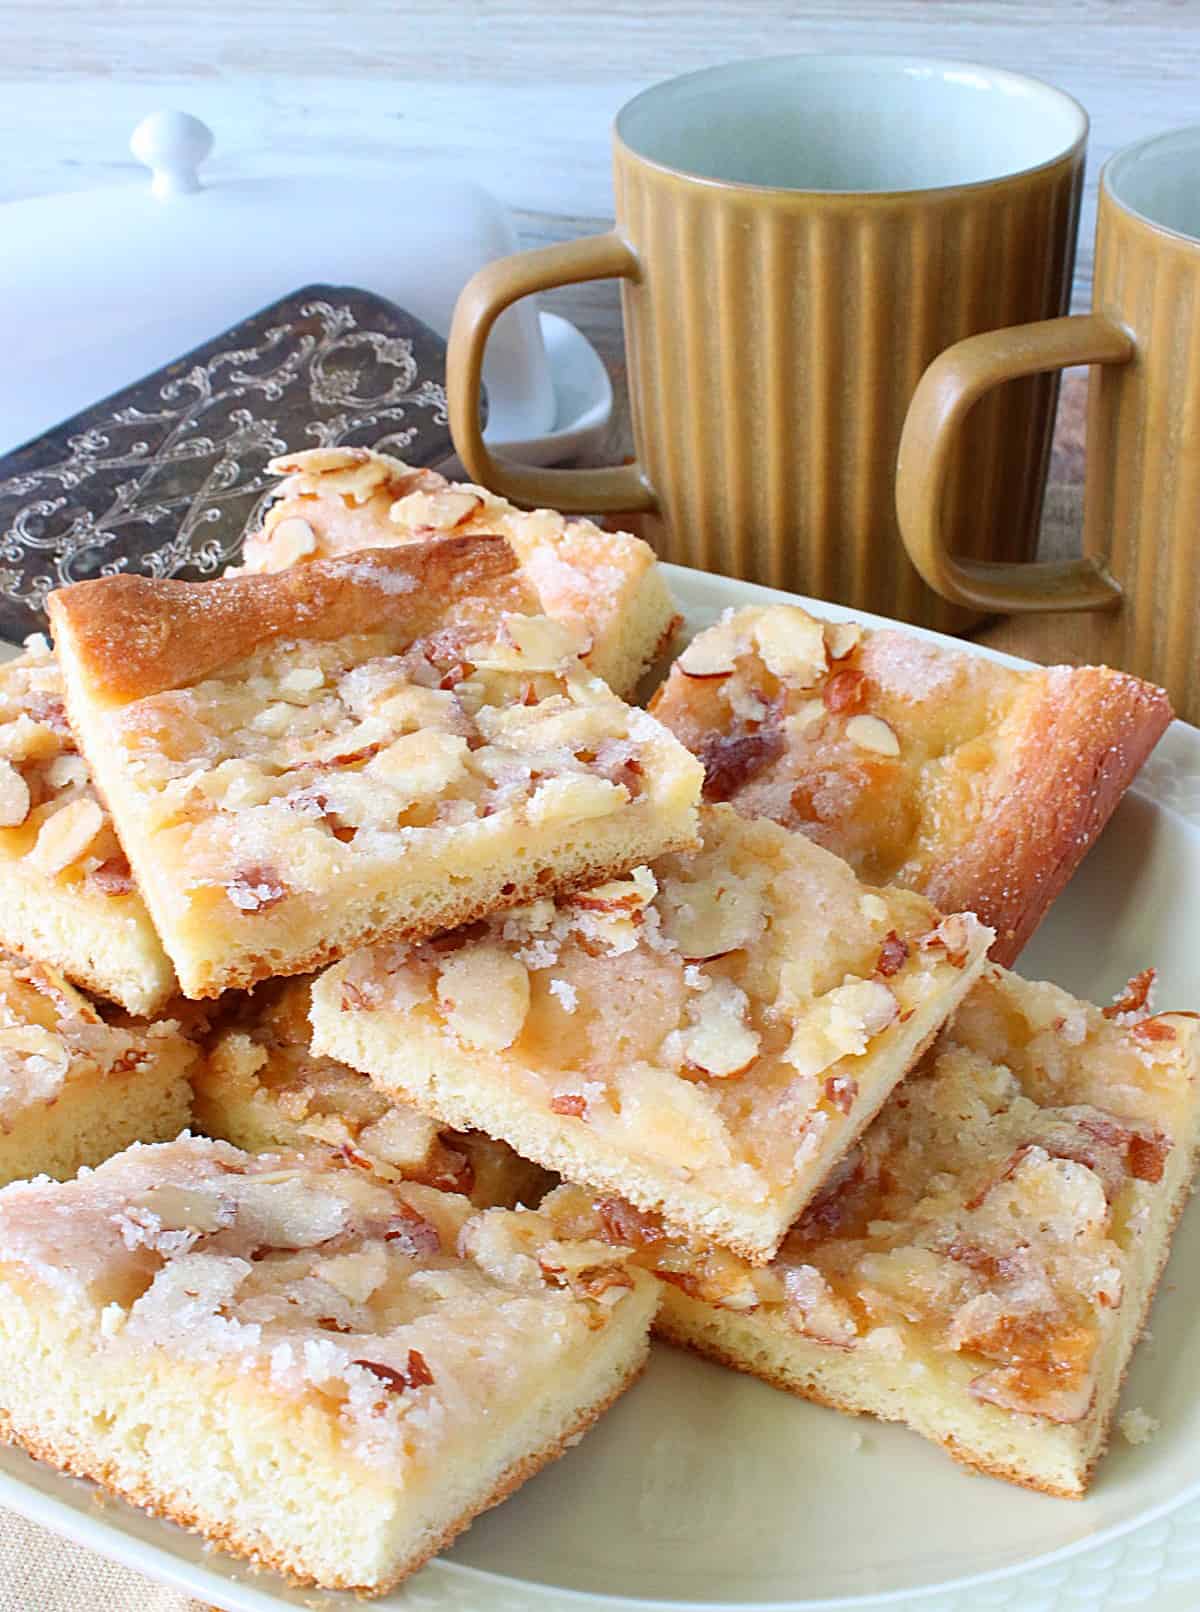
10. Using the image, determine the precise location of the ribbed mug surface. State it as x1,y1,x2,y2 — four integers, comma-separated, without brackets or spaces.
1084,186,1200,716
614,138,1084,632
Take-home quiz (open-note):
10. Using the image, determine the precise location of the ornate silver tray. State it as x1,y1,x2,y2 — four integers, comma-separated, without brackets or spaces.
0,286,457,640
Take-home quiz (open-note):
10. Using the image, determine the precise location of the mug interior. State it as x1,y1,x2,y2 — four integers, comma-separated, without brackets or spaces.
617,55,1085,193
1105,126,1200,241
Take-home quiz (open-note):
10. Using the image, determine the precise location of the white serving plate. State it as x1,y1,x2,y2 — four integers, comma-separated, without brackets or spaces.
1,562,1198,1612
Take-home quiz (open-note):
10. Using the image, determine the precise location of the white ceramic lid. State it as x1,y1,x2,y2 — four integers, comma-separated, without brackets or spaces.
2,110,555,454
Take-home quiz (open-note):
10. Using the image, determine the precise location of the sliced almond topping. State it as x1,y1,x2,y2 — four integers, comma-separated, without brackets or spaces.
680,978,761,1078
267,516,318,566
845,713,900,756
280,665,324,696
824,1074,858,1114
824,668,868,714
786,699,826,738
1103,969,1155,1020
390,486,483,531
537,1239,635,1304
0,759,31,827
474,613,591,673
676,624,740,679
24,694,70,735
596,1197,664,1247
1132,1017,1178,1045
270,446,372,476
383,1201,443,1256
437,945,530,1050
25,797,104,873
46,753,89,792
0,713,62,764
785,978,899,1077
127,1186,229,1234
920,913,976,966
825,621,863,661
854,979,902,1035
367,730,469,800
752,608,827,686
320,1244,389,1302
550,1092,588,1116
572,866,657,915
875,932,909,977
660,869,763,960
225,867,288,913
89,856,136,896
528,773,625,826
353,1349,435,1392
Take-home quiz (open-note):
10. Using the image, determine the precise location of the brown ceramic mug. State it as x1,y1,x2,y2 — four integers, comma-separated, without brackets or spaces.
448,55,1088,632
898,124,1200,716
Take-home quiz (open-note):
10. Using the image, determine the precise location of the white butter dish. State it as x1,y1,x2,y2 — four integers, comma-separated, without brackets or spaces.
2,111,566,456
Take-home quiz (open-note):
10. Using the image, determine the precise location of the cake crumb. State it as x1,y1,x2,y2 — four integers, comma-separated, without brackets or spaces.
1119,1407,1159,1445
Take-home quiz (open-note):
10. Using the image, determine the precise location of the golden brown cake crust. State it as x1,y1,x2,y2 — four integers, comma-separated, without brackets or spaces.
920,665,1171,965
0,1358,646,1595
47,535,530,702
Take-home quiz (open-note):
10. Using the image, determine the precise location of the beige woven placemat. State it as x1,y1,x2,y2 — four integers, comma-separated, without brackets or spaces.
0,1505,205,1610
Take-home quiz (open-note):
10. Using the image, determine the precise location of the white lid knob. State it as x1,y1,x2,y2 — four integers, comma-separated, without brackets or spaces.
130,110,214,199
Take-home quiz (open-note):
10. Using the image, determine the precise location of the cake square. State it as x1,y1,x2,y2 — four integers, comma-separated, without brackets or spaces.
0,948,193,1186
650,604,1171,963
48,535,702,999
546,967,1200,1496
0,1136,657,1593
310,804,992,1263
0,638,175,1014
239,446,680,697
195,976,555,1209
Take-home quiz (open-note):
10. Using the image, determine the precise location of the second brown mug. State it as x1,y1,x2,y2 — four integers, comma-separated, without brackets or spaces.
898,123,1200,720
448,54,1088,632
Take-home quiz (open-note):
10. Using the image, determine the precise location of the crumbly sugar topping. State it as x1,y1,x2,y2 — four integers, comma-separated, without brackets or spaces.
0,949,181,1129
0,1136,639,1472
99,604,682,924
205,979,552,1207
333,805,989,1199
651,604,1031,886
548,967,1196,1424
0,639,134,895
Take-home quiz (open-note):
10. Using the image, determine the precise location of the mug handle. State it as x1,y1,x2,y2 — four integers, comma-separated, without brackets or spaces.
896,313,1134,612
447,233,656,514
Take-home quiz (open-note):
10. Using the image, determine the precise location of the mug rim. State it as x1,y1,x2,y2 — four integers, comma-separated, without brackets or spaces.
1103,124,1200,247
613,53,1089,200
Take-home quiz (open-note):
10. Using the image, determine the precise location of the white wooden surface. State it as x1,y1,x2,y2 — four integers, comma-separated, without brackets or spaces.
5,0,1200,371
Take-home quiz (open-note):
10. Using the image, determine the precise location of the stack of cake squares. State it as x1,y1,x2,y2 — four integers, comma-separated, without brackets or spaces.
0,444,1193,1596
